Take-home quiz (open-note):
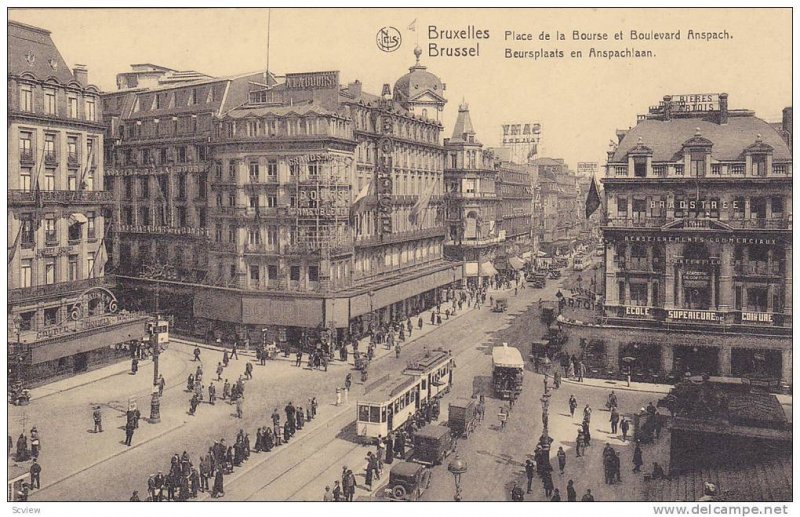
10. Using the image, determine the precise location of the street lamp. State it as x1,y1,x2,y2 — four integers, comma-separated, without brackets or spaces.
149,324,161,424
539,391,553,469
447,453,468,502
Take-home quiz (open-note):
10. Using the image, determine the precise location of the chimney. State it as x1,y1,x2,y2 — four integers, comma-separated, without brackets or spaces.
718,92,728,125
348,80,362,99
782,106,792,151
663,95,672,121
73,64,88,87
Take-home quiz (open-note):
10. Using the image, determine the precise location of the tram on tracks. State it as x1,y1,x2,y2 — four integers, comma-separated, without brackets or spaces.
356,348,454,441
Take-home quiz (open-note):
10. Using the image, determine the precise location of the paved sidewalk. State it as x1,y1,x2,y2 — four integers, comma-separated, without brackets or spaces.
29,356,152,401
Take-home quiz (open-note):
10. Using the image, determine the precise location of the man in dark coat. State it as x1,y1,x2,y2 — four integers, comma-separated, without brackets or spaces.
567,479,577,501
385,434,394,464
212,468,224,498
29,459,41,489
633,443,643,472
525,459,535,493
124,419,135,446
285,402,296,436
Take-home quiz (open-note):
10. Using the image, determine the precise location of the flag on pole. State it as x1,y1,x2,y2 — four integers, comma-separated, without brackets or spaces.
349,179,374,219
8,224,22,266
408,19,417,31
585,175,601,219
78,145,95,191
409,180,436,225
90,241,108,278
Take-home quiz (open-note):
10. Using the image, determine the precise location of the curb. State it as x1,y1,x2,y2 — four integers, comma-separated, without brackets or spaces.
30,358,155,402
30,419,187,498
561,377,671,395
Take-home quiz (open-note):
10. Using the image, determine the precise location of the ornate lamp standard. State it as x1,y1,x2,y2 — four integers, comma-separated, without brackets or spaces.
447,453,468,502
539,388,553,469
149,322,161,424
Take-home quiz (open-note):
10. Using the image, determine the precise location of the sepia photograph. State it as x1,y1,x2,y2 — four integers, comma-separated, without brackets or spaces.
4,4,793,511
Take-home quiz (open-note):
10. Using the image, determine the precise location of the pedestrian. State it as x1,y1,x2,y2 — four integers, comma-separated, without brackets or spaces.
344,468,356,501
554,368,561,389
131,357,139,374
365,452,377,489
29,458,41,489
498,406,508,430
418,317,423,330
567,479,577,501
158,374,166,397
610,407,620,434
578,361,586,382
29,427,40,459
311,397,318,418
583,404,592,423
575,430,583,457
525,459,535,493
189,393,199,415
581,489,595,501
542,471,554,498
582,420,591,447
194,346,201,362
654,411,663,439
245,361,253,380
124,419,135,446
93,406,103,433
190,467,200,498
430,311,435,325
551,488,561,502
557,446,566,474
187,373,194,391
295,351,303,367
345,373,352,391
613,451,622,483
569,395,577,418
297,407,304,430
236,395,243,419
633,443,643,472
130,490,140,501
222,349,229,367
620,417,630,442
511,481,525,501
212,468,224,498
436,313,442,325
323,485,334,501
333,480,342,501
216,362,224,381
209,383,217,405
231,342,239,360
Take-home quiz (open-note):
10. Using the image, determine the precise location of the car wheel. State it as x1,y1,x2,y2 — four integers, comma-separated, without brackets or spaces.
392,485,407,500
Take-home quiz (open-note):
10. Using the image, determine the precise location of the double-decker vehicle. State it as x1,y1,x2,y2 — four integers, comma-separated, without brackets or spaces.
573,254,590,271
356,348,454,441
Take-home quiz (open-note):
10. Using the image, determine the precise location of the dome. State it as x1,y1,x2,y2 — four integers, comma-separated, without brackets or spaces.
393,47,444,103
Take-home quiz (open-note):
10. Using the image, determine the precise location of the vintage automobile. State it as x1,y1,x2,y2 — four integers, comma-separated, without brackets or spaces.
492,297,508,313
448,398,477,438
548,269,562,279
527,273,546,288
411,424,455,465
492,343,525,400
385,461,432,501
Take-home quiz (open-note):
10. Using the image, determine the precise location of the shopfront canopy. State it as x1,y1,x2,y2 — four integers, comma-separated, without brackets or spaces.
69,212,88,225
509,257,525,270
479,261,498,277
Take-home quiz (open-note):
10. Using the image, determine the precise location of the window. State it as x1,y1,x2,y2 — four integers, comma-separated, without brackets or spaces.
308,265,319,282
250,264,260,283
142,148,151,165
674,164,684,176
20,259,33,288
249,162,259,182
177,146,187,163
177,173,187,199
68,255,79,281
228,226,236,243
617,196,628,219
20,85,33,112
752,155,766,176
267,195,277,208
308,163,319,177
268,264,278,280
177,206,187,227
45,219,57,244
228,193,236,207
730,163,745,175
68,222,82,242
140,177,150,198
653,164,666,177
229,161,237,179
633,158,647,177
267,226,278,248
249,196,258,209
630,283,648,306
40,168,54,190
85,98,96,121
198,174,208,199
19,132,33,161
290,163,299,177
20,216,34,246
230,264,237,280
20,167,32,191
732,196,746,219
87,212,96,239
68,136,79,163
44,307,59,326
123,207,133,225
189,88,197,106
216,193,223,208
618,281,626,305
42,88,57,115
290,265,300,281
124,177,133,198
734,286,743,310
267,160,277,178
45,258,56,285
771,196,784,216
139,207,151,226
690,152,706,177
248,228,260,245
160,148,168,164
199,208,207,227
214,225,222,242
68,96,78,118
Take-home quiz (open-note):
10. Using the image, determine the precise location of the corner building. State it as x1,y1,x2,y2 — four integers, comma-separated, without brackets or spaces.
105,50,458,346
8,22,148,384
561,94,792,384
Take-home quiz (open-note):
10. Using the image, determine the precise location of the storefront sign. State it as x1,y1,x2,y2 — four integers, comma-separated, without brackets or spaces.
501,122,540,144
287,153,334,166
37,245,75,258
666,309,722,323
577,162,598,175
675,258,720,266
624,306,652,317
740,311,773,324
35,311,142,340
285,71,339,90
624,235,777,245
376,117,394,235
683,271,710,281
288,207,349,217
562,297,603,311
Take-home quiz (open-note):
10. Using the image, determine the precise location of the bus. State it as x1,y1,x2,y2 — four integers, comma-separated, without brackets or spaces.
356,349,453,441
573,254,590,271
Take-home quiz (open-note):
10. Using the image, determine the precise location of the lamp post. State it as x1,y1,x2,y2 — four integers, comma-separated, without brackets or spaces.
149,324,161,424
539,390,553,468
447,453,468,502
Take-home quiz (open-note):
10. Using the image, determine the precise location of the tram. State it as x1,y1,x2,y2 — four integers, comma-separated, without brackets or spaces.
356,348,454,441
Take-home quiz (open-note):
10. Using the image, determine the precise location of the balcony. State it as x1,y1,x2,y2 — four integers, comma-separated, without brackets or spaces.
604,216,667,228
284,237,354,256
617,258,665,273
446,192,497,200
67,153,80,166
243,244,280,255
209,241,237,253
355,227,446,247
19,150,35,164
44,152,58,166
734,262,783,277
455,235,505,247
8,189,114,206
724,217,792,230
9,275,109,304
114,224,210,239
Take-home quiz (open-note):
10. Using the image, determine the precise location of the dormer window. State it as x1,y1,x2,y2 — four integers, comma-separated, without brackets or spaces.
752,155,767,176
633,157,647,177
690,152,706,177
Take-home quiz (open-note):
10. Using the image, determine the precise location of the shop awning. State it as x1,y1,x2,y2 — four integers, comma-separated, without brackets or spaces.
509,257,525,270
69,212,88,225
479,261,498,277
464,262,479,277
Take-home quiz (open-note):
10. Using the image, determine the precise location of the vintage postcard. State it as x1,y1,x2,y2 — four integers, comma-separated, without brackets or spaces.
5,6,792,511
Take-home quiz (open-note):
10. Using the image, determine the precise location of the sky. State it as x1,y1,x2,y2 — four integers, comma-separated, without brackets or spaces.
8,7,792,171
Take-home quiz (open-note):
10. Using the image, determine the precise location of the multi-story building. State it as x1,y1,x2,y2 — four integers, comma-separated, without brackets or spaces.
7,21,148,384
530,157,579,256
561,94,793,384
443,102,502,287
104,49,460,347
493,155,534,272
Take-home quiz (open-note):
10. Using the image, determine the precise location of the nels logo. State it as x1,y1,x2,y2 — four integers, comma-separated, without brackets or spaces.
376,26,401,52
